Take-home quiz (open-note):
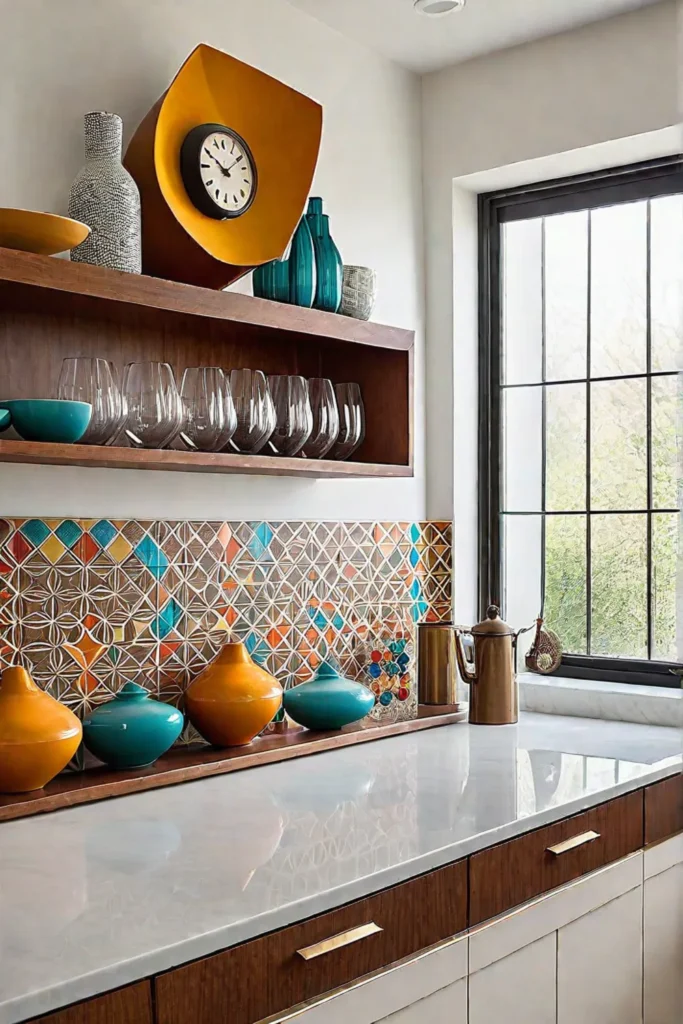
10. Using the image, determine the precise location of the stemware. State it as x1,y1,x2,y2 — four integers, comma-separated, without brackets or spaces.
329,383,365,461
122,361,184,449
302,378,339,459
267,375,313,457
229,369,275,454
178,367,237,452
57,357,125,445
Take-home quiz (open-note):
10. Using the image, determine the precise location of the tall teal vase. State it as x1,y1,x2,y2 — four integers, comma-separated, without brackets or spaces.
306,197,343,313
252,216,315,308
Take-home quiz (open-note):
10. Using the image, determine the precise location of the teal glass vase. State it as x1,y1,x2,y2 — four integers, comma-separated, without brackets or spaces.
82,682,184,769
306,198,342,313
252,216,315,308
252,256,290,304
288,216,316,307
283,660,375,731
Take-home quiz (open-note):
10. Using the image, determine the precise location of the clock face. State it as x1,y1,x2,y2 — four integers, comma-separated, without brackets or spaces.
180,124,258,220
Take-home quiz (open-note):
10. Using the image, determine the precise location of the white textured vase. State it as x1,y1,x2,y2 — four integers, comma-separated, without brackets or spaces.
339,265,377,321
68,112,141,274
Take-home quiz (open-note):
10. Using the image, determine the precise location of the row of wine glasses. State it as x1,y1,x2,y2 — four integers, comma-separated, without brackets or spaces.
56,358,365,460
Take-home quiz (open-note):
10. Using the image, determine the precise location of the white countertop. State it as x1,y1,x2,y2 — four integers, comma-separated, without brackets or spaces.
0,712,680,1023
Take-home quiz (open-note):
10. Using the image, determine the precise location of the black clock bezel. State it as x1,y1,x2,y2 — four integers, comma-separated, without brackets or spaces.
180,122,258,220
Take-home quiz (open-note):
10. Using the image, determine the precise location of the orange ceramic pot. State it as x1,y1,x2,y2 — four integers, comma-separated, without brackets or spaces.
185,642,283,747
0,666,82,792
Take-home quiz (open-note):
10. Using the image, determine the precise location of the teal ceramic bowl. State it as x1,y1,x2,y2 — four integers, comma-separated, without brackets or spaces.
82,682,184,769
0,399,92,443
284,661,376,731
0,411,9,431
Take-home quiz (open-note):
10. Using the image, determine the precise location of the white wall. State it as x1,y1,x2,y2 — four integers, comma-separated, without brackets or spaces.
422,1,682,621
0,0,425,520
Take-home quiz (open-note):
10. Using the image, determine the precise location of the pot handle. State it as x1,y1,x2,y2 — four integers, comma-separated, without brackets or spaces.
454,629,477,684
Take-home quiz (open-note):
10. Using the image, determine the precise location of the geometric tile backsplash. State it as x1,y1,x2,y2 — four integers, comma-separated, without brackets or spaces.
0,519,452,736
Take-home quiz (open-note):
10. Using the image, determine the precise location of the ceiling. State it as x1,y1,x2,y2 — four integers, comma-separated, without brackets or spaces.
285,0,662,72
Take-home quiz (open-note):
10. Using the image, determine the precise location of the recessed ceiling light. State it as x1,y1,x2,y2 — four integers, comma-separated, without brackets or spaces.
414,0,465,15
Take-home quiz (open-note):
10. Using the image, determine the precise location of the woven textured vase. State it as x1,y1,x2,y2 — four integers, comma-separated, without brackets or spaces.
69,112,141,273
339,265,377,321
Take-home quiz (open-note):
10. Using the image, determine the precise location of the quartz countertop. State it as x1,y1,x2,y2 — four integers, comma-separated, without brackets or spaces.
0,712,680,1023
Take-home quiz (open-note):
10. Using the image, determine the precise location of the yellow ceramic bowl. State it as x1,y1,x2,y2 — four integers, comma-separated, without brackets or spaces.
0,208,90,256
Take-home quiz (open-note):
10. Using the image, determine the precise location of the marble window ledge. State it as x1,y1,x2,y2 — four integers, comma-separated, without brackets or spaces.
519,673,683,729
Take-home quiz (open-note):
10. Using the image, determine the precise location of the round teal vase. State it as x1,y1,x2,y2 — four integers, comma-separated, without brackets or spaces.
284,661,375,731
82,682,184,769
306,198,342,313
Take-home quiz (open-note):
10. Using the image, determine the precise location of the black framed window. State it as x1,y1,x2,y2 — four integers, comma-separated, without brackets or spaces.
479,157,682,686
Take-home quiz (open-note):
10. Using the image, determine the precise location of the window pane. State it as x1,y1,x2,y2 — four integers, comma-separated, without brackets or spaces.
545,211,588,381
651,194,683,372
591,513,647,658
591,378,647,510
504,386,542,511
503,514,542,631
652,512,679,660
591,202,647,377
545,514,587,653
652,375,681,509
546,383,586,511
503,219,542,384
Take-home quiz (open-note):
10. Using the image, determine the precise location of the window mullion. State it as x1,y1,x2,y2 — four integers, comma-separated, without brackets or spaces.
586,211,592,655
646,199,654,659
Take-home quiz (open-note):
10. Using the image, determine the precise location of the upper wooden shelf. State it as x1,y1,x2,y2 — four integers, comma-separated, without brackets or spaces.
0,248,414,352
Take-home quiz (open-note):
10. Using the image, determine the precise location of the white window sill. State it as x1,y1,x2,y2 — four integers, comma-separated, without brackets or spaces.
519,672,682,728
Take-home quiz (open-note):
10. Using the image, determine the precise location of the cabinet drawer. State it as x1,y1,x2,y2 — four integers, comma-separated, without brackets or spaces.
645,774,683,845
155,859,467,1024
28,982,153,1024
469,790,643,926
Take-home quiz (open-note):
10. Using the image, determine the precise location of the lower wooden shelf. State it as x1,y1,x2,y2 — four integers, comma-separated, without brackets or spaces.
0,440,413,478
0,705,466,823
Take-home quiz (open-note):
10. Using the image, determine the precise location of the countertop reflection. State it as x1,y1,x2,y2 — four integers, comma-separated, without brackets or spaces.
0,712,680,1024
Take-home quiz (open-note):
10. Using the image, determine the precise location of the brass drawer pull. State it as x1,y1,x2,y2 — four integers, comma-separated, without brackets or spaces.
547,830,601,856
296,922,383,961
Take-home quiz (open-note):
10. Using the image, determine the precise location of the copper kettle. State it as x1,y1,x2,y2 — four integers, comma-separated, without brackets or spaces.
455,606,519,725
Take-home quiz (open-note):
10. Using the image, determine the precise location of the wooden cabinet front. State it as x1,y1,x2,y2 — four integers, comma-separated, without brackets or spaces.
28,983,153,1024
645,774,683,845
155,859,468,1024
469,790,644,925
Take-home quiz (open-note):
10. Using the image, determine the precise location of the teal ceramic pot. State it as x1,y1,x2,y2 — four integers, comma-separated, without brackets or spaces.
0,411,9,431
82,682,184,769
0,399,91,443
284,661,375,731
306,198,342,313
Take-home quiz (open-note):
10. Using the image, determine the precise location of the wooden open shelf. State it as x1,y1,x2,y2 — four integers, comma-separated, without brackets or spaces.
0,249,415,478
0,705,465,823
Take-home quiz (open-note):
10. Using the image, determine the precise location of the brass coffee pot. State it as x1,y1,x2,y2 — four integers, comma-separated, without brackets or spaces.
455,606,519,725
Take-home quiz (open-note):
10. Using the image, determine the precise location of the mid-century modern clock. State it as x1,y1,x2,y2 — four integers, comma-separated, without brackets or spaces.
180,123,257,220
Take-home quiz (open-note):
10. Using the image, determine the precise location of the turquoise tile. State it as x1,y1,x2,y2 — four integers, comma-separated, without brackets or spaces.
410,523,421,544
20,519,50,547
248,522,274,561
152,599,182,639
134,536,169,580
409,546,420,568
91,520,116,549
55,520,82,549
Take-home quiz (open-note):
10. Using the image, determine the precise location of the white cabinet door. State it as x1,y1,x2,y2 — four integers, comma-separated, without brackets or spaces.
379,978,467,1024
469,933,557,1024
557,886,643,1024
644,835,683,1024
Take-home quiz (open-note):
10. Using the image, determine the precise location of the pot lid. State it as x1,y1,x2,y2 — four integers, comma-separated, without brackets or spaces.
471,605,515,636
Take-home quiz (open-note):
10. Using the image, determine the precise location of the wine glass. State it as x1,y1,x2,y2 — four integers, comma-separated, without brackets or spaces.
178,367,237,452
122,361,184,449
302,378,339,459
267,375,313,457
228,369,275,454
329,383,365,460
57,357,125,445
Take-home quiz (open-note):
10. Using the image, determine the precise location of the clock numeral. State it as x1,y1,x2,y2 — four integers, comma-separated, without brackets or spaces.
224,193,229,204
201,164,210,169
243,179,249,184
213,139,220,148
240,189,245,198
205,179,214,186
221,138,226,149
215,188,220,199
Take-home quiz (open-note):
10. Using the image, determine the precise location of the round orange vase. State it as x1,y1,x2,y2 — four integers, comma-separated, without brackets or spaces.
185,642,283,747
0,666,83,792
